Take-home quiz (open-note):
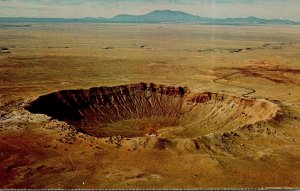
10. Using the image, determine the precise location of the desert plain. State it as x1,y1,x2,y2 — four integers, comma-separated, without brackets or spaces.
0,23,300,189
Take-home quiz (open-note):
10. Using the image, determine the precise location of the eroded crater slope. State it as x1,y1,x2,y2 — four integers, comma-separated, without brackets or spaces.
26,82,279,138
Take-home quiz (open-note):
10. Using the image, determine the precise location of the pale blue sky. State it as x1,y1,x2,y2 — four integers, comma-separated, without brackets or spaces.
0,0,299,21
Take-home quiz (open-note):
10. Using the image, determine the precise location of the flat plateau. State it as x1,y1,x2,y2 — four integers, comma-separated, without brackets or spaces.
0,24,300,189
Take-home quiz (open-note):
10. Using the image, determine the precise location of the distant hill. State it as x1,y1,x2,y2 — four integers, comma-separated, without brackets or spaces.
110,10,204,23
0,10,299,25
0,17,107,23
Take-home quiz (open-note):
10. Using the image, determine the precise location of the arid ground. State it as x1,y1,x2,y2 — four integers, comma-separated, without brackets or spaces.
0,24,300,189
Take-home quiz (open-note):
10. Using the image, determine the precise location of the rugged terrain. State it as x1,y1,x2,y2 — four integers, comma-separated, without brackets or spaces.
0,24,300,189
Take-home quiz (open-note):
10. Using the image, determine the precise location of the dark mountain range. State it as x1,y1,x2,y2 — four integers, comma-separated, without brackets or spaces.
0,10,298,25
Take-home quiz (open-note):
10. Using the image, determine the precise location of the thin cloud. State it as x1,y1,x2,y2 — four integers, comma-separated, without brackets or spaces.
0,0,299,21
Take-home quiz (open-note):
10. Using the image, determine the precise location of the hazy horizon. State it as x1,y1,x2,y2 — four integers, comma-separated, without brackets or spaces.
0,0,299,21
